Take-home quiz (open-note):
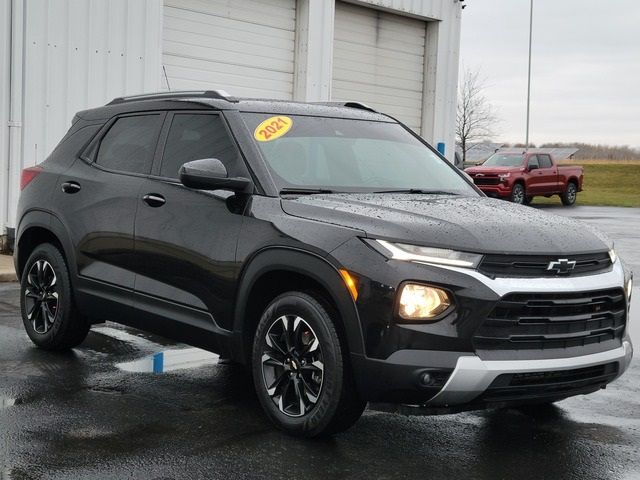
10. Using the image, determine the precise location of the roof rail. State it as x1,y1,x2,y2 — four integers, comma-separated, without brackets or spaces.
107,90,237,105
314,101,378,113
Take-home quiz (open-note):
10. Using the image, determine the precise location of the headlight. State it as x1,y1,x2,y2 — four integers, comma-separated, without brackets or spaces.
373,240,482,268
398,284,452,320
498,173,511,179
609,248,617,264
626,276,633,302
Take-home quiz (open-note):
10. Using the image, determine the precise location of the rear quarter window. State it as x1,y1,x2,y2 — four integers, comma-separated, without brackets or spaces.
48,124,102,169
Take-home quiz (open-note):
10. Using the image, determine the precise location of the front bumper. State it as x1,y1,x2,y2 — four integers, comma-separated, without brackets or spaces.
353,338,633,406
428,339,632,406
341,244,633,406
475,183,512,198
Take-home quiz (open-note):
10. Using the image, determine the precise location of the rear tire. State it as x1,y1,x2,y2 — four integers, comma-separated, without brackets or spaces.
252,291,366,437
561,182,578,206
20,243,89,351
510,183,526,204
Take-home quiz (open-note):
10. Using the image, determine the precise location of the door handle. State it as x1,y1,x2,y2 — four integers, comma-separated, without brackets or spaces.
142,193,166,207
61,181,81,194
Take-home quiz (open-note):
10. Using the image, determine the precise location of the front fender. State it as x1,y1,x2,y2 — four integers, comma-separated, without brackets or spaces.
232,247,365,361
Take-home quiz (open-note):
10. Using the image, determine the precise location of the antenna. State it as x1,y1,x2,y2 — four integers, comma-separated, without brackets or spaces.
163,65,171,91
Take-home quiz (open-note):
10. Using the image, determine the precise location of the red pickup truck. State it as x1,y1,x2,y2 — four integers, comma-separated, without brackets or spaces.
464,151,584,206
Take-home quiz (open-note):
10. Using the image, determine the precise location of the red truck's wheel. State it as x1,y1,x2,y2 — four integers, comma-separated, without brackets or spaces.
510,183,526,204
561,182,578,206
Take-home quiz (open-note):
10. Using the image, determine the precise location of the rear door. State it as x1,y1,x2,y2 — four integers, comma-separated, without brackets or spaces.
55,113,164,317
132,111,249,345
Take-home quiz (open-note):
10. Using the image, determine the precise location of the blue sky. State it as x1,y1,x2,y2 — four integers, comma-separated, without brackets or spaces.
459,0,640,147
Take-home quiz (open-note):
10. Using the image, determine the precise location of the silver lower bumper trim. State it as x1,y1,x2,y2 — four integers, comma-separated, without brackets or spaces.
427,340,633,406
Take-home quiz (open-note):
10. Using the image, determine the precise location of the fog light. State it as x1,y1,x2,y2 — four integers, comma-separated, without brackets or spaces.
420,372,433,386
398,284,451,320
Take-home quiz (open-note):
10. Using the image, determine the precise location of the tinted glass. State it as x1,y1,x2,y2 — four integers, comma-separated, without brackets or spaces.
96,115,162,174
528,155,540,168
242,113,477,195
483,154,524,167
538,155,552,168
160,114,241,179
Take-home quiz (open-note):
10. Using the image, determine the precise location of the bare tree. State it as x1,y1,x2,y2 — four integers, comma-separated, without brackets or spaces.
456,69,499,164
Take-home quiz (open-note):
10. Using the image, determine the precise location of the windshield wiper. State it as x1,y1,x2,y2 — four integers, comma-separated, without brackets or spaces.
279,188,337,195
372,189,460,195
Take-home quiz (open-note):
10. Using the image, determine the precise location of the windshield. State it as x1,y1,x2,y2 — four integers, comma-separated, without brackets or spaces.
483,154,524,167
241,113,478,195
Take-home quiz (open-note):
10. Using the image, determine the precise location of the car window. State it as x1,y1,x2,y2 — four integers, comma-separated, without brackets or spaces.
528,155,540,169
95,115,162,174
539,155,552,168
160,113,241,179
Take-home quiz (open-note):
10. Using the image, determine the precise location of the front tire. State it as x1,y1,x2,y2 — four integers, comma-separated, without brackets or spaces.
510,183,526,204
252,292,365,437
20,243,89,350
561,182,578,206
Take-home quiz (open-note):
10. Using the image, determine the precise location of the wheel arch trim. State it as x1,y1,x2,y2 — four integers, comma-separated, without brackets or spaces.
16,209,76,280
232,246,366,361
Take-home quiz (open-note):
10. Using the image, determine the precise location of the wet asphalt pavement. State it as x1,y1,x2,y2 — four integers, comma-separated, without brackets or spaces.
1,205,639,480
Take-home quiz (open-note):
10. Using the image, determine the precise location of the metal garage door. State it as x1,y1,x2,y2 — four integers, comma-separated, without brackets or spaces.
332,1,427,133
162,0,296,99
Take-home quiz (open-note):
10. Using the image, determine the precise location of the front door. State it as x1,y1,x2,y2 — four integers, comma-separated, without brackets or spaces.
526,155,544,194
133,112,250,340
536,154,559,193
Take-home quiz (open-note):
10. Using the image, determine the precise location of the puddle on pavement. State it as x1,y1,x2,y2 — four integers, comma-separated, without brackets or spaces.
116,348,219,373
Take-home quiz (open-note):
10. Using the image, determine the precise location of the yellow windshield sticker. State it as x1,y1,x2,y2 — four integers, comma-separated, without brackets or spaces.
254,116,293,142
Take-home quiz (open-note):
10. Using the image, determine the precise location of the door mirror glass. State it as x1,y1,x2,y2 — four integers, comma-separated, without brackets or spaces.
179,158,253,193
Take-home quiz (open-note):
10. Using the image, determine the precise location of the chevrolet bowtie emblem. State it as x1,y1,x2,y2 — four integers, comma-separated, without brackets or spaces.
547,258,577,274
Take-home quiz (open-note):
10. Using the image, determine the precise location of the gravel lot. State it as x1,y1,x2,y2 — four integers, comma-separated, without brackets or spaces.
1,205,638,480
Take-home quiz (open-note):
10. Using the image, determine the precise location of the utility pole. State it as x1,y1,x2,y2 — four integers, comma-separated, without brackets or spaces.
525,0,533,150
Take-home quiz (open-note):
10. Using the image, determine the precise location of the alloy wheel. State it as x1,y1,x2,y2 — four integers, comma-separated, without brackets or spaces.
567,184,576,202
24,260,59,334
260,315,324,417
512,186,524,204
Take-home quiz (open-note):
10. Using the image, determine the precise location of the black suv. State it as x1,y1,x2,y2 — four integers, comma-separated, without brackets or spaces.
15,91,633,437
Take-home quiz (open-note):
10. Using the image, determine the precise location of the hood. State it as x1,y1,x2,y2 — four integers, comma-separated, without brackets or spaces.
281,194,611,255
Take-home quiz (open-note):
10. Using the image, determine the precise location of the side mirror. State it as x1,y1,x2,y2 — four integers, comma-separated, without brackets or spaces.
179,158,253,193
528,163,539,171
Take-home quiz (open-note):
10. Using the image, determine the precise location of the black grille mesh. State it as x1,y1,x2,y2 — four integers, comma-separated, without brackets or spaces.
473,177,500,185
479,252,612,277
480,363,619,402
474,288,627,351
